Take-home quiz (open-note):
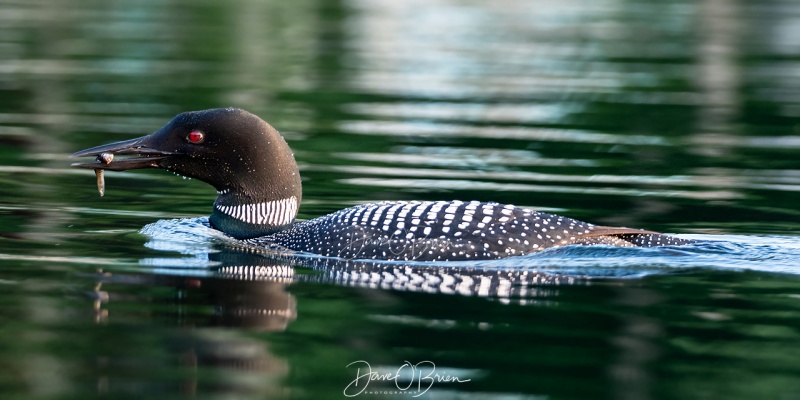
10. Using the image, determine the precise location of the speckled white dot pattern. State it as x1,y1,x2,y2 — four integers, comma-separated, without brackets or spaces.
244,200,691,261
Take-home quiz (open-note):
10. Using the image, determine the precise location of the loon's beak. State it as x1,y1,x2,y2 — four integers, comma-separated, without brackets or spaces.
70,135,176,171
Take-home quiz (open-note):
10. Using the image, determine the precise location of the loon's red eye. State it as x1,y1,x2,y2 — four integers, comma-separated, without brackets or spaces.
187,130,204,143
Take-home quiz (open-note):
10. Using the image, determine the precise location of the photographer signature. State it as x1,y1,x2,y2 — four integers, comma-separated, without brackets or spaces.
343,360,472,397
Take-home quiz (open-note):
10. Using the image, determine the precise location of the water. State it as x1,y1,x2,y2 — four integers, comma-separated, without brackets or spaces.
1,0,800,399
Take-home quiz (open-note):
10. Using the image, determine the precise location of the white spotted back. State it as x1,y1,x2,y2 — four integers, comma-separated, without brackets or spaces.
247,200,693,261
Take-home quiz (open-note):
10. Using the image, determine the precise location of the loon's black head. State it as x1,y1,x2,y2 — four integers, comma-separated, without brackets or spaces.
71,108,302,239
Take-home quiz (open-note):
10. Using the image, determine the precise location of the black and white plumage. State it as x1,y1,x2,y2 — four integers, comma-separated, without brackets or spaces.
247,200,690,261
71,108,693,262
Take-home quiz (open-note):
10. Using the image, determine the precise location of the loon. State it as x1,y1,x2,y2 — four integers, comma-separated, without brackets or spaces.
71,108,692,262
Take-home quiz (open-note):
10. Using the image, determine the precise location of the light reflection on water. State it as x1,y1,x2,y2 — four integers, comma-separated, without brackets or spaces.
344,0,696,100
338,119,670,144
342,102,578,124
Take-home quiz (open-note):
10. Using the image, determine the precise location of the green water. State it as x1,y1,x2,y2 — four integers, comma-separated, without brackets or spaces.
1,0,800,399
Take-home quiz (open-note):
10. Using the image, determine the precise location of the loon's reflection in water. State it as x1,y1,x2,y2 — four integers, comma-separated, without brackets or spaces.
86,259,294,396
90,244,580,332
213,246,578,302
84,246,577,395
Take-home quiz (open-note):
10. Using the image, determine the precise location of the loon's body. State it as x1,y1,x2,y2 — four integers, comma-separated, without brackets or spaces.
71,108,691,262
245,201,687,261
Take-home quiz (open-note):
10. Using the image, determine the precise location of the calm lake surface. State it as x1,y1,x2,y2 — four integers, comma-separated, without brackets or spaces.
1,0,800,399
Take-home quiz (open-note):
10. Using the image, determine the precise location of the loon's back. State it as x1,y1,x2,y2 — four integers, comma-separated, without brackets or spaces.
248,200,691,261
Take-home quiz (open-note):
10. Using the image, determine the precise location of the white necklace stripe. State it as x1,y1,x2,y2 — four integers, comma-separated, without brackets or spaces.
257,202,266,224
276,199,285,226
216,196,298,226
270,200,278,225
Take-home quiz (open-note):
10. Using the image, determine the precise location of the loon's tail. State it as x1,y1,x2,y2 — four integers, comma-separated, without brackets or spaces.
578,226,693,247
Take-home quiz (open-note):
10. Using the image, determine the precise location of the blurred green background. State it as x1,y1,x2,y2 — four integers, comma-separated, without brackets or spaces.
1,0,799,399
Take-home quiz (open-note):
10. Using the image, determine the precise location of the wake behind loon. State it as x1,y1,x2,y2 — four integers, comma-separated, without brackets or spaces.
71,107,692,261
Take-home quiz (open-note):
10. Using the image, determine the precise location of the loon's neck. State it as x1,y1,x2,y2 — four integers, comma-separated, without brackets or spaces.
210,191,300,239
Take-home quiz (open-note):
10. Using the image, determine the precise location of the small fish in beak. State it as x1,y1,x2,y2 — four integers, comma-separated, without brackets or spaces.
95,153,114,196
